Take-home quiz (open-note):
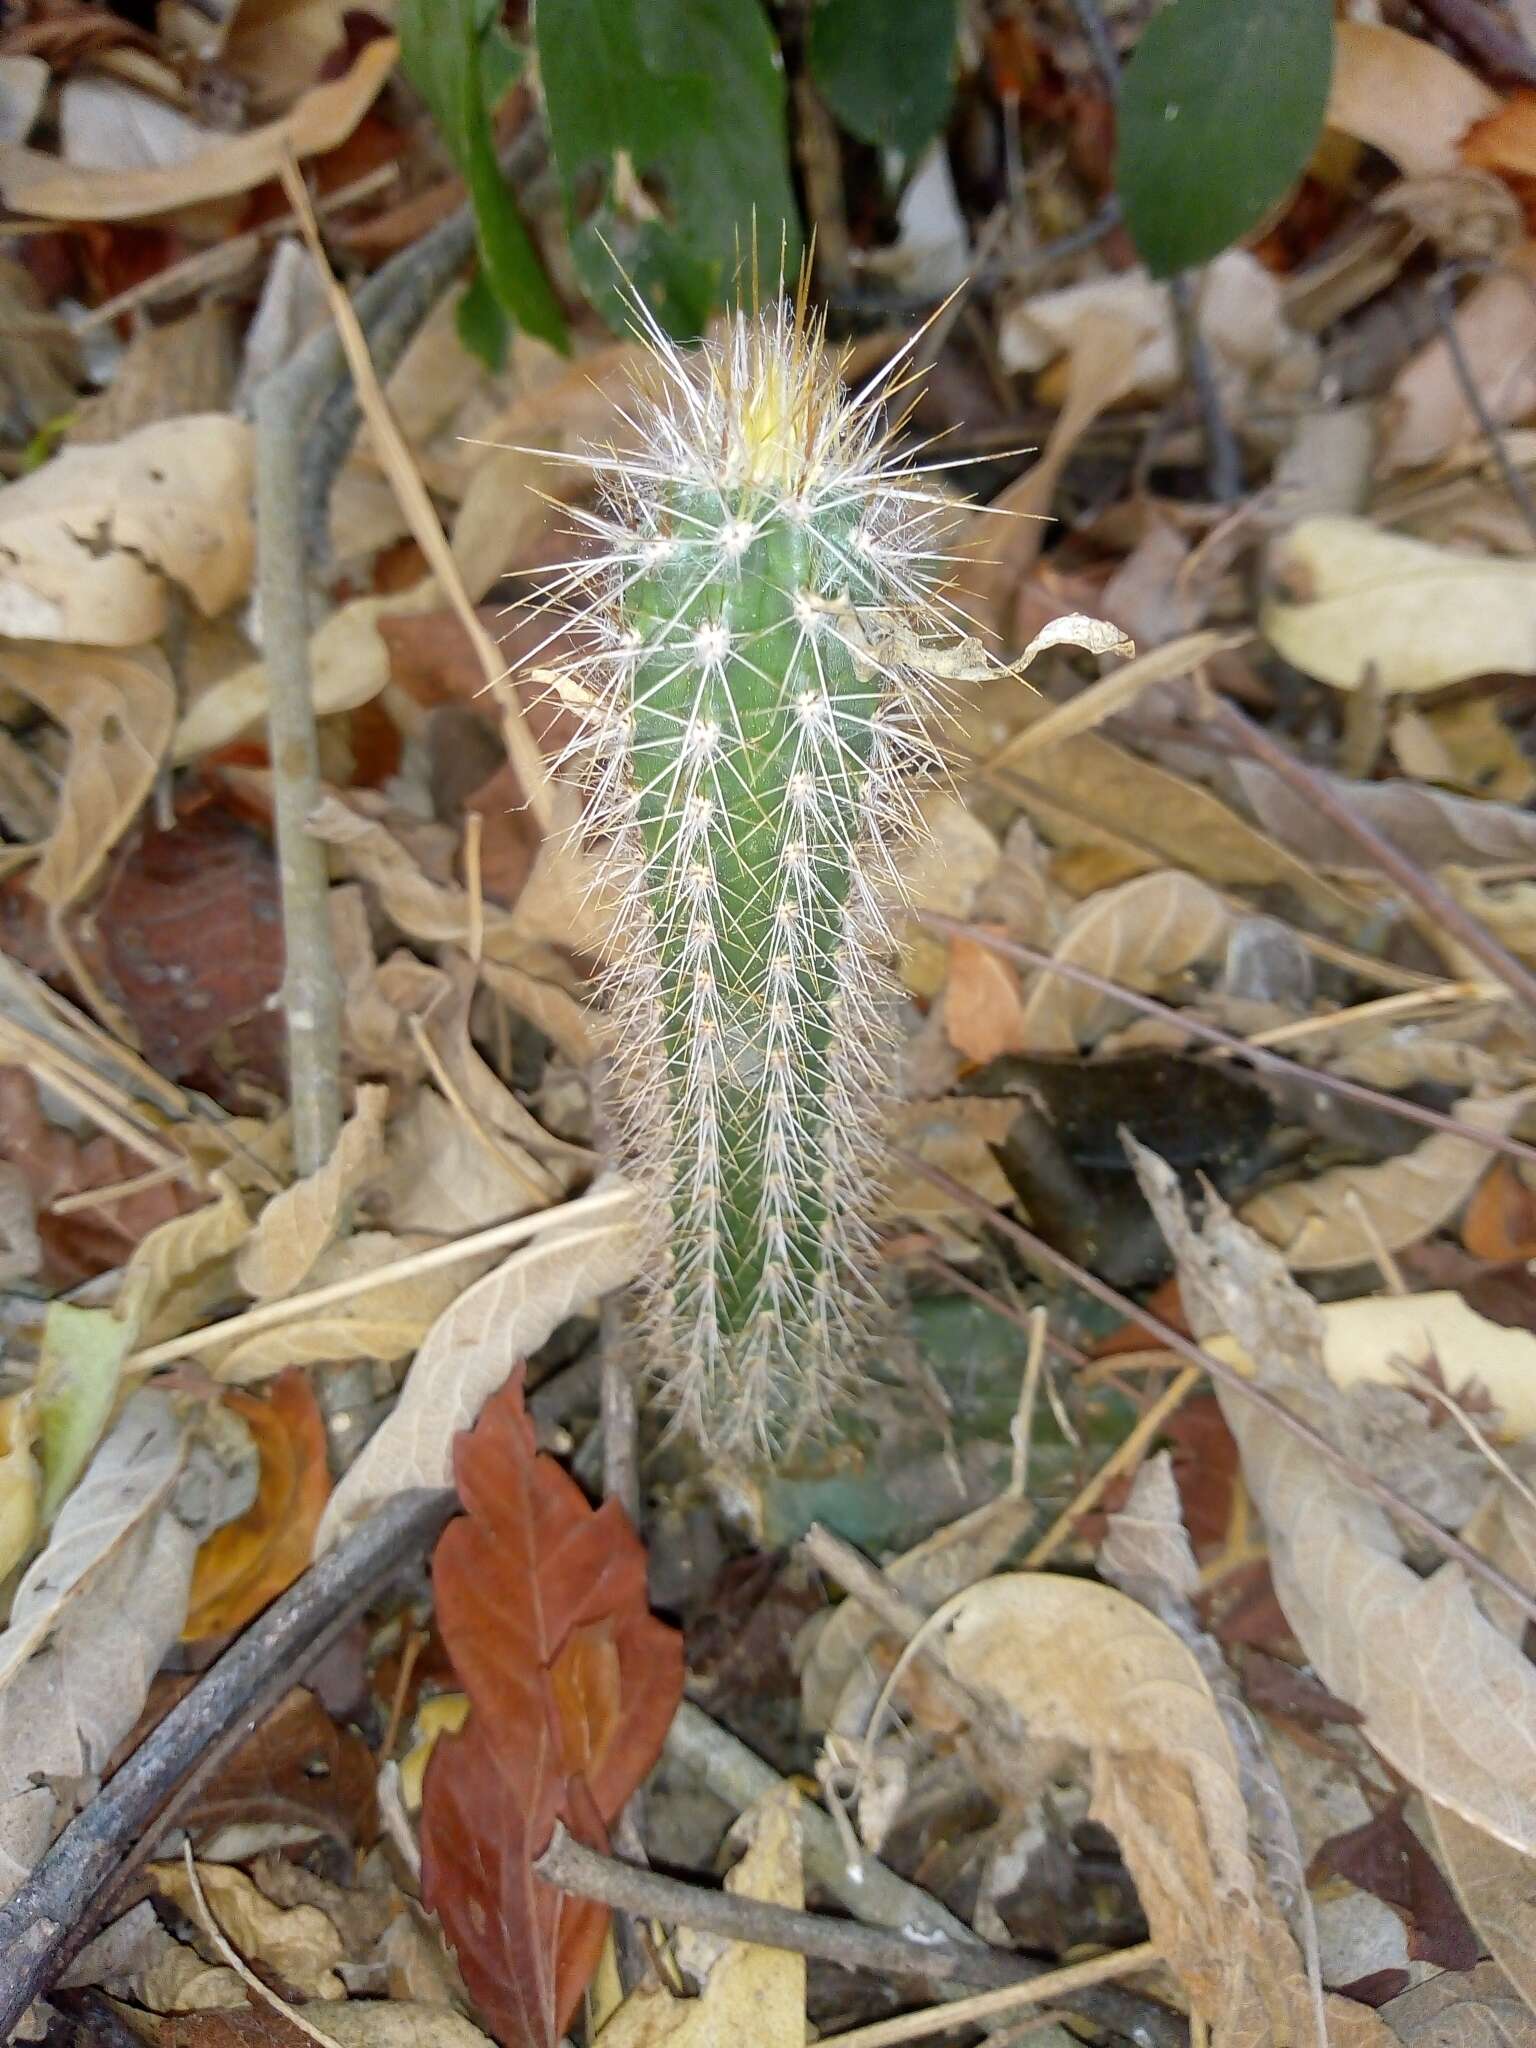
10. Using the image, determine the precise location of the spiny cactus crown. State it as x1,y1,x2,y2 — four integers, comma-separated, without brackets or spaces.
541,295,958,1455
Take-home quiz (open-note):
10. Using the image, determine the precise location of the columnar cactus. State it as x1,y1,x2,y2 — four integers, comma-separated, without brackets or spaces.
547,296,953,1455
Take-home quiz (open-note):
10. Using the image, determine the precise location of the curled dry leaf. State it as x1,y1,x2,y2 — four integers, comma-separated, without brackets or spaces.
316,1181,643,1551
421,1372,683,2048
148,1856,345,2000
115,1172,252,1345
376,1088,562,1235
0,419,253,644
597,1793,805,2047
1015,869,1231,1053
1239,1087,1535,1271
942,1573,1383,2048
182,1371,330,1643
0,1391,255,1899
0,34,397,219
1264,519,1536,694
2,645,175,913
235,1085,388,1302
1134,1150,1536,1865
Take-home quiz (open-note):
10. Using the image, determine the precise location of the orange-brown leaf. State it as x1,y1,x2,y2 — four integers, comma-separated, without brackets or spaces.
420,1371,683,2048
183,1372,330,1641
1461,1158,1536,1261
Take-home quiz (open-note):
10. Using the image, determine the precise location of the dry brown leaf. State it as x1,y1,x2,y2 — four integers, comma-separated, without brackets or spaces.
0,418,253,644
478,958,597,1068
944,933,1032,1064
116,1172,252,1343
1239,1086,1534,1271
329,885,447,1082
0,35,397,219
1263,519,1536,694
1313,1291,1536,1439
67,300,235,448
420,960,589,1184
1428,1803,1536,2021
884,1097,1018,1236
1381,244,1536,472
1380,1960,1536,2048
316,1181,642,1550
235,1085,388,1302
2,646,175,912
1232,755,1536,869
376,1088,561,1234
1326,20,1499,177
207,1232,475,1384
148,1858,344,1999
1014,869,1231,1053
942,1574,1382,2048
1134,1152,1536,1863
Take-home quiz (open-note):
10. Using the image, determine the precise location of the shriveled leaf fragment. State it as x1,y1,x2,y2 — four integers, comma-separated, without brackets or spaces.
0,1392,255,1900
421,1372,683,2048
0,419,253,643
1326,20,1497,177
2,646,175,911
183,1373,330,1642
236,1085,388,1301
1382,247,1536,473
317,1183,642,1550
115,1173,252,1348
376,1087,560,1235
1015,869,1231,1053
1264,518,1536,693
1240,1088,1533,1271
597,1793,804,2045
148,1857,344,1999
1135,1152,1536,1863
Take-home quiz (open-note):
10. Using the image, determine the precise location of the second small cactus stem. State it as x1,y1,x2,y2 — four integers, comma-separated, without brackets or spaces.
628,477,885,1445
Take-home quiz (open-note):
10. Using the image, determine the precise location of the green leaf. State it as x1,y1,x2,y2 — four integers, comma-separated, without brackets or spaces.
400,0,568,352
456,263,512,370
809,0,959,159
535,0,802,338
1115,0,1333,278
35,1302,132,1522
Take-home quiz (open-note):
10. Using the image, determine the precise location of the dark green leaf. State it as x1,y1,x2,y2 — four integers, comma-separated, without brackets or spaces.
1115,0,1333,278
809,0,959,159
535,0,802,338
456,263,512,370
400,0,568,351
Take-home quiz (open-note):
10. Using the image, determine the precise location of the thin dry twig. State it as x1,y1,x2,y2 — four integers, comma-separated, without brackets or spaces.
180,1844,345,2048
895,1150,1536,1629
825,1942,1162,2048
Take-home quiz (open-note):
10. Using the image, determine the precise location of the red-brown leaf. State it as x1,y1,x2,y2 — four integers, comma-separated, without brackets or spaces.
420,1372,683,2048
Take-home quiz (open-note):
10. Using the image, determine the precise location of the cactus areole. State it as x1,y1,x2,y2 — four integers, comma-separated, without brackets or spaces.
548,295,955,1455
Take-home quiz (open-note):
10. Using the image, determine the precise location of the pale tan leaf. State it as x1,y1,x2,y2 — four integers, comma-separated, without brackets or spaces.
1326,20,1498,177
1134,1152,1536,1863
174,583,442,764
235,1084,388,1301
375,1088,559,1234
597,1792,804,2047
115,1172,251,1340
0,35,397,219
0,1392,254,1900
302,2006,498,2048
207,1232,475,1383
0,419,252,644
2,645,174,909
421,960,589,1182
1263,518,1536,694
479,957,597,1067
1099,1451,1201,1605
1315,1291,1536,1439
1429,1804,1536,2020
941,1573,1380,2048
316,1181,643,1550
148,1859,344,2000
330,884,448,1082
893,792,1001,997
1383,246,1536,472
884,1097,1018,1237
1240,1087,1534,1271
1380,1960,1535,2048
1015,869,1231,1053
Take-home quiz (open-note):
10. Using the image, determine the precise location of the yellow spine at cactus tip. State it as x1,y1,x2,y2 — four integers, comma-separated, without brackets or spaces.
542,290,967,1457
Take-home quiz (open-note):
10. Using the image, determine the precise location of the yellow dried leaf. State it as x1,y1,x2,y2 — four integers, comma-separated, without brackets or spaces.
0,1395,38,1584
148,1858,344,1999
